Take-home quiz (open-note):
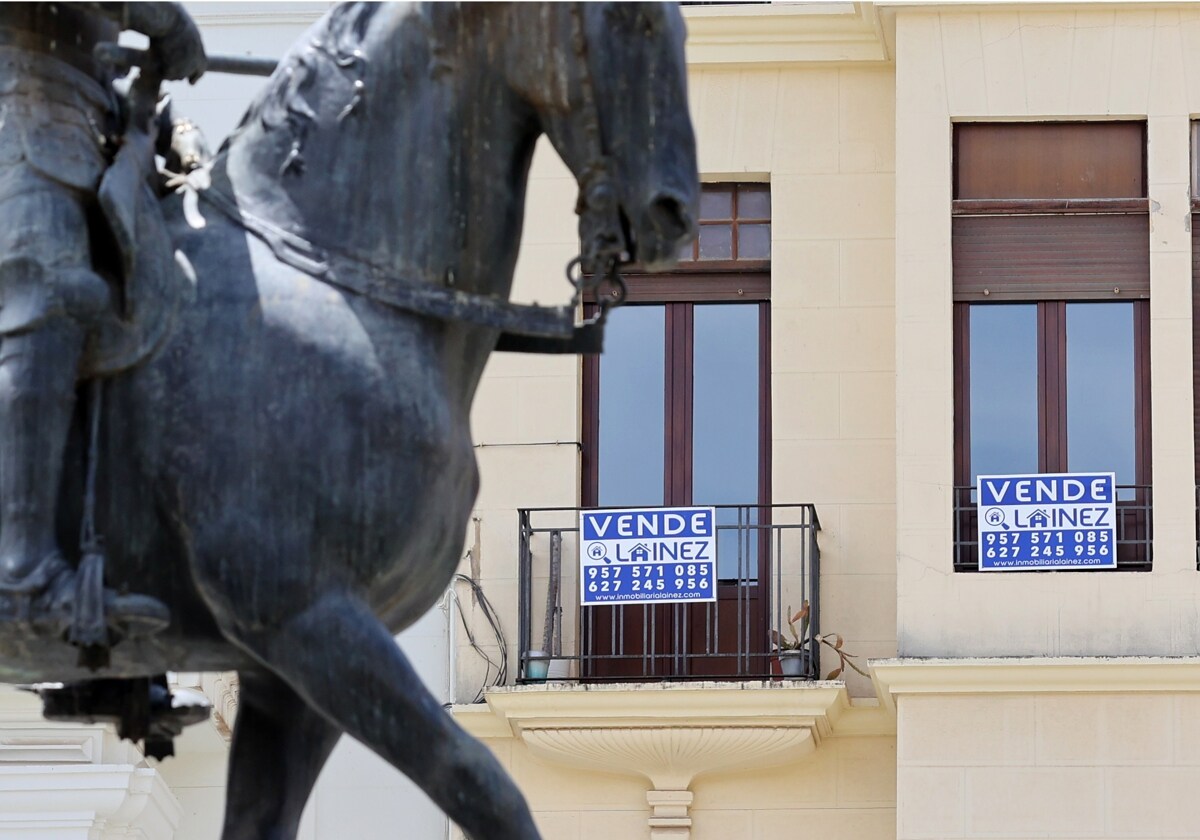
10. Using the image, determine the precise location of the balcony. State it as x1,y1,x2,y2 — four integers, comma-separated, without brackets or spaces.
516,504,821,683
953,484,1152,572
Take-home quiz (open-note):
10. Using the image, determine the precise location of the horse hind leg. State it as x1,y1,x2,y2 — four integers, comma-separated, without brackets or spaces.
227,594,541,840
221,668,342,840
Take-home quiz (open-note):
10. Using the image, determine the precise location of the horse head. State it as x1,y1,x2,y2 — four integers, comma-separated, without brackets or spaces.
505,3,699,272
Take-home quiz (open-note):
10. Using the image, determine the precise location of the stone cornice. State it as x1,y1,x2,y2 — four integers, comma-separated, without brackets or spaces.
476,680,851,742
0,765,181,837
683,2,890,68
872,656,1200,714
457,681,896,739
0,687,181,839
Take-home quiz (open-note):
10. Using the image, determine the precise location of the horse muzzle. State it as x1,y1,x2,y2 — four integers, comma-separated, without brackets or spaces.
635,188,697,271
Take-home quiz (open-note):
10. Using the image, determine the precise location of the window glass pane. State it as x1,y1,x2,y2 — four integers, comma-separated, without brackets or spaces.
699,187,733,220
693,304,759,579
698,225,732,260
970,304,1039,484
1067,302,1136,486
598,306,665,507
738,223,770,259
738,187,770,219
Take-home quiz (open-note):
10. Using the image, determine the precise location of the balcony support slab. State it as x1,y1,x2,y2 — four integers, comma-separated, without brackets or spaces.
456,680,885,839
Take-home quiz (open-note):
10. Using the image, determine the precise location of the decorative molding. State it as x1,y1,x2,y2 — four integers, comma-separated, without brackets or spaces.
647,789,692,840
871,656,1200,714
479,680,850,739
0,687,181,839
458,682,860,840
0,765,181,839
0,732,96,764
683,2,890,68
520,724,814,791
171,671,239,742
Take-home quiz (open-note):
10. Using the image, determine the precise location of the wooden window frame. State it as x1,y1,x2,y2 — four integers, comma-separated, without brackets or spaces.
952,121,1152,572
580,183,772,679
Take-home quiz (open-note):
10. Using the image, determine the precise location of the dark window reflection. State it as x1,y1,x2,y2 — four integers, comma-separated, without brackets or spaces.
1067,302,1135,486
598,306,665,506
693,304,759,579
969,304,1038,484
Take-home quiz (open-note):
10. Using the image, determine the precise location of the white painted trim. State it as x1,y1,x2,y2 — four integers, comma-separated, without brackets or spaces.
872,656,1200,714
684,2,890,67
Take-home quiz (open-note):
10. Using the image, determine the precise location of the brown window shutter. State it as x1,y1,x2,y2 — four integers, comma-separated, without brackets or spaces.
955,122,1146,200
953,214,1150,301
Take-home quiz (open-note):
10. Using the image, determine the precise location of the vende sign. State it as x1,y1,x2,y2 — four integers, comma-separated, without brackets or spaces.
976,472,1117,571
579,507,717,605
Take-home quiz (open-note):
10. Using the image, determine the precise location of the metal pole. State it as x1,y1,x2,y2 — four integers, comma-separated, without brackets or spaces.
207,55,278,77
95,43,278,77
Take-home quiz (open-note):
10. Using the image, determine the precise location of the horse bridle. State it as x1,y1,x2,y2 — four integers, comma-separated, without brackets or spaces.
196,3,628,356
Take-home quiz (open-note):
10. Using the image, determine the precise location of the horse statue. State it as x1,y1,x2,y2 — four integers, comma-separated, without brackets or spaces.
5,3,697,838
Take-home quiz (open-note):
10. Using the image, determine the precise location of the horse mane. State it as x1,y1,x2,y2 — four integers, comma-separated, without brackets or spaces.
218,2,386,165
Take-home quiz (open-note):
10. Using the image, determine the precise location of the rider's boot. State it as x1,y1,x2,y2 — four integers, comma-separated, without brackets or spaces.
0,304,169,644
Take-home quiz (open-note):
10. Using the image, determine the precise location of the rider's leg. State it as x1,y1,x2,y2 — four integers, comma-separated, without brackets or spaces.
0,312,84,594
0,180,168,638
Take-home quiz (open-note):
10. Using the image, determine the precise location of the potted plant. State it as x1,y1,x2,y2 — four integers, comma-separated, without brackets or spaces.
772,600,871,680
772,602,814,677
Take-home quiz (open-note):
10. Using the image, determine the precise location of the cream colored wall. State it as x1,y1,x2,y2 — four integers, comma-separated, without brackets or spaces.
897,690,1200,839
895,7,1200,657
458,140,582,702
465,732,895,840
463,62,899,699
690,735,896,840
749,63,897,695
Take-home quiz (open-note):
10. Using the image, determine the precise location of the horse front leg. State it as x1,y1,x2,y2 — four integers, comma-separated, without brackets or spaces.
221,668,342,840
227,593,540,840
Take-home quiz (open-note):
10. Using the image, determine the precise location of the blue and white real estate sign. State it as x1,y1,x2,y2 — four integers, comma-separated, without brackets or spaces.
579,507,717,605
976,472,1117,571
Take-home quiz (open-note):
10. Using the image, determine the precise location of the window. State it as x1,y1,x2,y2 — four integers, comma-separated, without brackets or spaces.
1192,121,1200,566
952,122,1152,571
582,183,771,678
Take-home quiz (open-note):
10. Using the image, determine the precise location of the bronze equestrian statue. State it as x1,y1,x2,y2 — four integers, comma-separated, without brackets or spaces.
0,4,698,839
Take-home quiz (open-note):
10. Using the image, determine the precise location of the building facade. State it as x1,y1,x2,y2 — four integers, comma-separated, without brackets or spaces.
451,3,1200,840
5,3,1200,840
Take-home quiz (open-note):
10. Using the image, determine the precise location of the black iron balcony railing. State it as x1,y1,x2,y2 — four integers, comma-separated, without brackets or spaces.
517,504,820,683
954,484,1152,572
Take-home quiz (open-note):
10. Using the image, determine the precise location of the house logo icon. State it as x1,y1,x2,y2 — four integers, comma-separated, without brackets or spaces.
1026,509,1051,528
984,508,1005,527
629,543,652,562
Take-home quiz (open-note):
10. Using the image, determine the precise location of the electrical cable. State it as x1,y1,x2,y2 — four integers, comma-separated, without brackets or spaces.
451,572,509,703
